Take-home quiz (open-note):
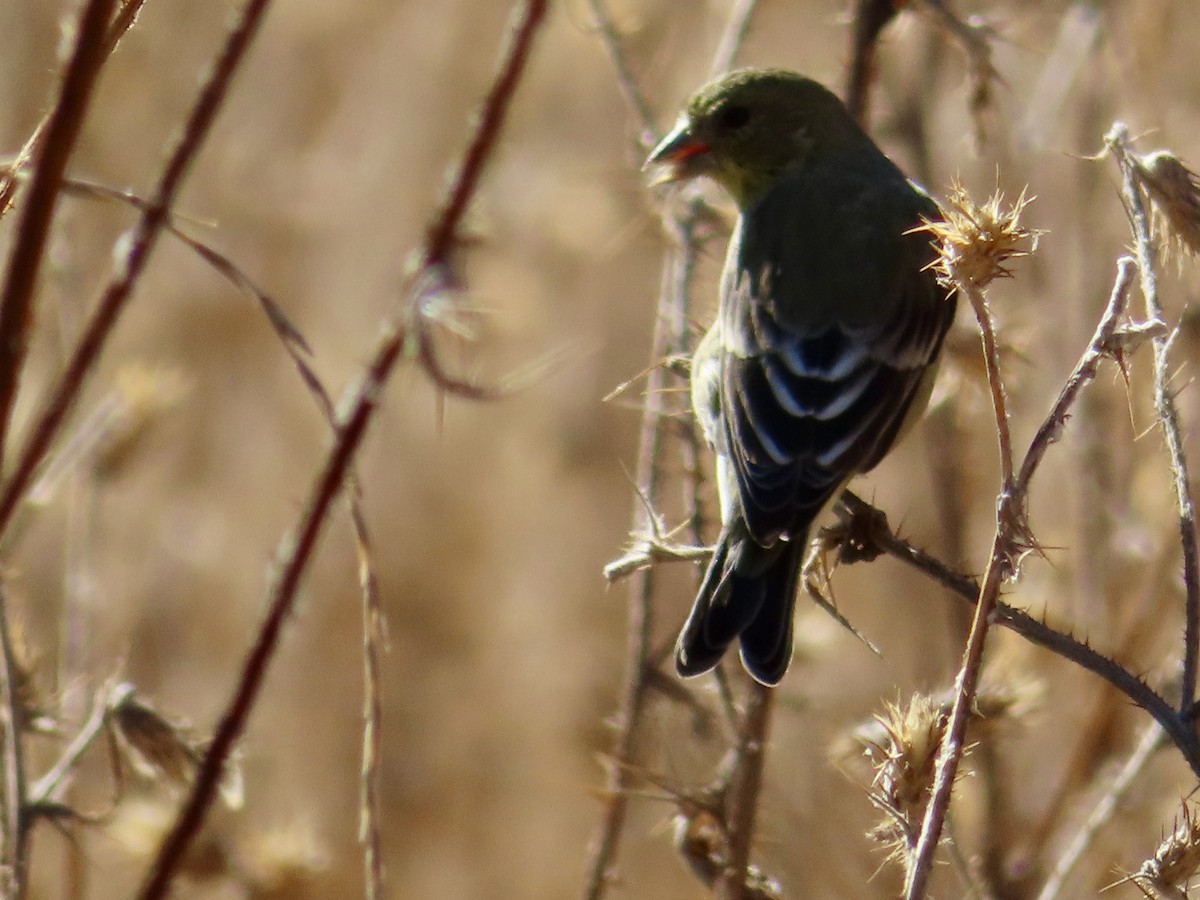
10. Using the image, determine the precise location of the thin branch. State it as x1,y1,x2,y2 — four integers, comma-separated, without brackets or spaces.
838,491,1200,774
844,0,905,124
354,504,385,900
906,253,1153,897
906,278,1014,898
27,686,117,806
1014,257,1137,494
584,0,658,149
136,1,547,895
1106,123,1200,715
0,0,273,546
583,6,764,897
719,683,773,900
0,0,147,219
0,591,28,898
1035,719,1166,900
0,0,118,463
968,282,1016,488
709,0,760,78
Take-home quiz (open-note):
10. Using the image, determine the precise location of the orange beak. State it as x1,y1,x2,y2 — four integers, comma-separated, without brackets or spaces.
644,118,714,185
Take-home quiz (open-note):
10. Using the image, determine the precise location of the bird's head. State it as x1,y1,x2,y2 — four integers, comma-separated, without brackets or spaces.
645,68,864,207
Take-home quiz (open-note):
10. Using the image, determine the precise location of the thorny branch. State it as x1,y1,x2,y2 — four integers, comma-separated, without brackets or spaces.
137,0,548,897
582,3,769,898
904,253,1153,897
1106,123,1200,716
907,284,1020,900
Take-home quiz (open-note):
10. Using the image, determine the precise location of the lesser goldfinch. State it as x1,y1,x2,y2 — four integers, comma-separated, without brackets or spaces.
645,69,956,685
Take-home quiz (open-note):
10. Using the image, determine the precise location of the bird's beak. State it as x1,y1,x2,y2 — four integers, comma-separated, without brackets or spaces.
643,117,714,185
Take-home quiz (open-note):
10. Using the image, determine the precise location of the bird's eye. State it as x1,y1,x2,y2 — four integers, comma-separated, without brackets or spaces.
717,104,751,131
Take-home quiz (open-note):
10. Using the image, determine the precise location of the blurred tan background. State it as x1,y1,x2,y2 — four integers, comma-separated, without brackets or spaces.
2,0,1200,897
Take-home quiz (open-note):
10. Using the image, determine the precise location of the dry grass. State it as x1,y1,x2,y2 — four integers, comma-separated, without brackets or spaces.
1,0,1200,897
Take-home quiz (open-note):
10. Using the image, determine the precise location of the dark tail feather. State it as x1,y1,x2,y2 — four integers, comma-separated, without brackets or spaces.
675,526,807,686
738,538,805,684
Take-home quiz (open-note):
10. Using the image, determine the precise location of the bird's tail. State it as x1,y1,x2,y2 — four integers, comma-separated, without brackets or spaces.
675,524,807,686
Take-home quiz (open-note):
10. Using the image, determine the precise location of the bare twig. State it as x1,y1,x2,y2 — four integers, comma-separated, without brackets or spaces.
719,683,773,900
0,4,123,894
0,0,118,465
136,1,547,897
709,0,760,78
844,0,905,124
1035,719,1166,900
906,281,1015,899
355,505,385,900
584,0,658,149
0,590,28,898
904,248,1143,897
583,3,763,896
579,5,668,897
28,686,116,806
0,0,147,219
1106,123,1200,715
0,0,271,546
837,491,1200,773
1014,258,1138,493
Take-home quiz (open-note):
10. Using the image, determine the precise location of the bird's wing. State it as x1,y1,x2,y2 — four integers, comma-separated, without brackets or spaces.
718,170,956,545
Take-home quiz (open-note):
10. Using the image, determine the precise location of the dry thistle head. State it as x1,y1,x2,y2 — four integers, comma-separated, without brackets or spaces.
1135,150,1200,263
858,694,947,863
922,181,1039,289
1131,804,1200,899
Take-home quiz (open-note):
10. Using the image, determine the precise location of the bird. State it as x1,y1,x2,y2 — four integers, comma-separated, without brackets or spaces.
644,68,957,686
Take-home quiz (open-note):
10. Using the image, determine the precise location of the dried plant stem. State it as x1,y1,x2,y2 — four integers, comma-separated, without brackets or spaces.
584,4,765,895
845,0,905,124
354,504,385,900
0,0,119,460
845,486,1200,771
584,0,658,149
0,0,147,220
580,280,668,900
968,284,1016,486
719,682,773,900
0,3,121,894
907,255,1140,897
28,687,118,807
136,1,547,897
0,591,28,898
709,0,760,77
1106,124,1200,714
906,279,1013,899
0,0,274,544
905,516,1005,897
1035,719,1166,900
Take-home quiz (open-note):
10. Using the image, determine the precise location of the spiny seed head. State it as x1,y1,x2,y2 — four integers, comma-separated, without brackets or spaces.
921,181,1040,289
856,694,949,865
1136,150,1200,263
1132,805,1200,898
869,695,946,811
